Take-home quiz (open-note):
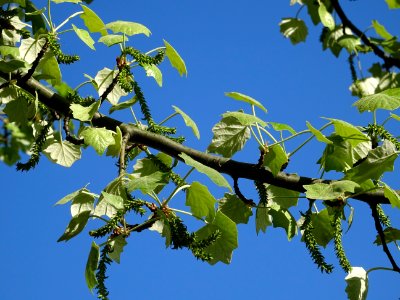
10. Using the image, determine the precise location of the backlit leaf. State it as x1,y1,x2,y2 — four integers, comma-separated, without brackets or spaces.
143,64,162,87
43,140,81,167
173,105,200,139
266,185,299,209
256,202,272,234
263,144,288,176
57,210,91,242
85,241,99,292
279,18,308,45
304,180,359,200
106,21,151,36
72,24,95,50
372,20,393,40
80,127,115,155
164,39,187,76
345,267,368,300
306,121,332,144
374,227,400,245
353,88,400,112
186,182,216,222
225,92,267,112
222,111,267,127
179,153,231,190
80,4,107,36
70,101,100,122
383,183,400,208
94,67,128,105
219,193,253,224
318,3,335,30
126,171,166,194
98,34,127,47
109,236,127,263
269,205,297,240
207,116,251,158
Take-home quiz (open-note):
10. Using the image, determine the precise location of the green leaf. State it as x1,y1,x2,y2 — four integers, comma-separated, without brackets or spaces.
306,121,333,144
179,153,231,191
57,210,91,242
109,96,137,114
94,67,128,105
207,116,251,158
0,46,19,58
279,18,308,45
186,182,216,222
383,183,400,208
345,140,398,183
337,35,361,53
4,97,36,124
326,118,369,146
374,227,400,245
353,88,400,112
372,20,393,40
106,126,122,157
218,193,253,224
55,188,83,205
255,202,272,234
345,267,368,300
385,0,400,9
263,144,288,176
310,209,335,247
143,64,162,87
266,185,299,209
80,127,115,155
163,39,187,76
85,241,99,292
72,24,95,50
106,21,151,36
269,205,297,240
43,140,81,167
37,52,62,85
196,211,238,265
19,37,46,64
222,111,267,127
70,101,100,122
126,171,167,194
269,122,296,134
224,92,267,112
109,236,127,263
94,178,126,218
71,191,95,217
98,34,127,47
80,4,107,36
304,180,359,200
0,59,26,72
318,135,353,172
173,105,200,139
318,3,335,30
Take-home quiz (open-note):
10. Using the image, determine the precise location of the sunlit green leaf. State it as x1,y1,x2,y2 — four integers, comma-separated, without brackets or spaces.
224,92,267,112
279,18,308,45
80,127,115,155
207,116,251,158
196,211,238,265
179,153,231,190
106,21,151,36
306,121,333,144
143,64,162,87
43,140,81,167
385,0,400,9
353,88,400,112
80,4,107,36
163,39,187,76
337,35,361,53
109,96,137,114
269,122,296,134
383,183,400,208
70,101,100,122
318,3,335,30
126,171,166,194
263,144,288,176
326,118,369,146
310,209,335,248
52,0,81,3
304,180,359,200
219,193,253,224
106,126,122,157
266,185,299,209
173,105,200,139
345,140,398,183
72,24,95,50
372,20,393,40
186,181,216,222
98,34,127,47
94,178,126,218
71,191,95,217
55,188,83,205
345,267,368,300
19,37,46,64
0,59,26,72
85,241,99,292
222,111,267,127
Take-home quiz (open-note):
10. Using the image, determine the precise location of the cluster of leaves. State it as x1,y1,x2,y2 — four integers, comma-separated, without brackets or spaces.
1,1,400,300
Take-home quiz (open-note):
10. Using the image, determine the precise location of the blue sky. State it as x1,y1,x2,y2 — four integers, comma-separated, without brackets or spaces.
1,1,400,299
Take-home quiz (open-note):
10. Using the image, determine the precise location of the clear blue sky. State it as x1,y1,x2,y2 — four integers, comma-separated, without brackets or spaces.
1,1,399,299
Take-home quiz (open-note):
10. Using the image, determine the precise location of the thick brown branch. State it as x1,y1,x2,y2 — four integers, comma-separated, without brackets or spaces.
2,74,396,205
331,0,400,69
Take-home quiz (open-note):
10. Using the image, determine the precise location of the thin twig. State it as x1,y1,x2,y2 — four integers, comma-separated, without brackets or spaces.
233,176,255,206
370,203,400,272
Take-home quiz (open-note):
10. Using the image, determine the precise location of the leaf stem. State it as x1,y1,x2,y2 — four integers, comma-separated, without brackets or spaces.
159,112,179,125
170,208,193,217
252,105,265,145
54,11,84,32
163,167,194,206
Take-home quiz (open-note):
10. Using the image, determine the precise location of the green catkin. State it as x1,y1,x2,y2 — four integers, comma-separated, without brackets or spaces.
95,245,112,300
16,120,53,171
254,180,268,205
47,33,79,64
300,211,334,273
332,210,352,273
123,47,165,66
365,124,400,150
376,204,391,227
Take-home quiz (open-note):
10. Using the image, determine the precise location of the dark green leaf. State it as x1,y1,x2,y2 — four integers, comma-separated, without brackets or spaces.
279,18,308,45
269,205,297,240
263,144,288,176
186,182,216,222
126,171,167,194
374,227,400,245
196,211,238,265
310,209,335,248
385,0,400,9
57,210,91,242
266,185,299,209
219,193,253,224
109,236,127,263
383,184,400,208
255,202,272,234
109,97,137,114
85,241,99,292
304,180,359,200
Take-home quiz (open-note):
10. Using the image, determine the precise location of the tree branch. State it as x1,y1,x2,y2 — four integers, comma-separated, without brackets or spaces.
370,203,400,272
2,73,397,206
331,0,400,69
